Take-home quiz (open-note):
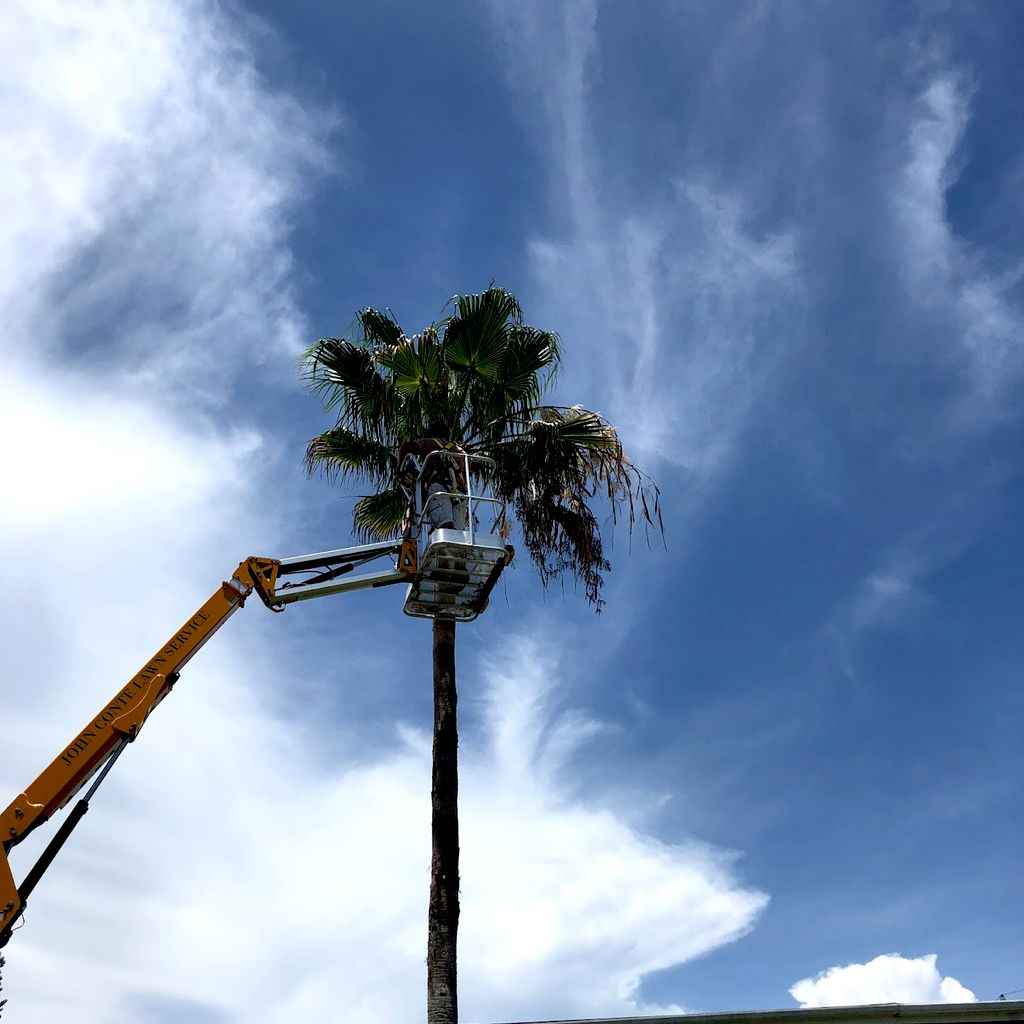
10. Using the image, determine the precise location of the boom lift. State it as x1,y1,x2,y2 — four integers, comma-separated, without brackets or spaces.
0,459,512,948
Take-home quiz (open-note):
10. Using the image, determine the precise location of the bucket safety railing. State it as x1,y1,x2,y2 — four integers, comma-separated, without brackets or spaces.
399,449,505,546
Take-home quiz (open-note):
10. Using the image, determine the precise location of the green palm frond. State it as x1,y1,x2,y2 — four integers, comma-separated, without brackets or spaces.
444,287,521,382
416,326,443,388
300,338,398,441
375,337,430,395
462,326,560,447
500,326,561,397
448,287,523,335
352,487,409,541
358,307,403,348
304,427,395,490
373,329,455,437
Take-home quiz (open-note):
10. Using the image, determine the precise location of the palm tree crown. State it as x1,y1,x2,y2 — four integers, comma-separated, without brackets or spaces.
301,286,660,608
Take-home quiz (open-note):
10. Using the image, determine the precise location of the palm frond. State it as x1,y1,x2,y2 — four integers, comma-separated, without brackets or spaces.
447,286,522,331
304,427,395,490
488,405,662,607
300,338,398,441
443,287,521,382
375,337,430,395
460,326,560,448
500,326,561,397
352,487,409,541
373,327,458,438
358,307,403,347
515,492,610,607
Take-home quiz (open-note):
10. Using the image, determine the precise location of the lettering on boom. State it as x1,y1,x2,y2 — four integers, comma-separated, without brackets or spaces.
58,610,211,768
161,610,210,658
60,730,97,768
91,685,142,733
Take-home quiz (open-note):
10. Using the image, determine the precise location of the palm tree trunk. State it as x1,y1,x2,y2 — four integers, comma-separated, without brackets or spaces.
427,617,459,1023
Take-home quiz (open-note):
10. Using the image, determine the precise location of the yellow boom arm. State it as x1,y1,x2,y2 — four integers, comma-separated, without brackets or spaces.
1,541,407,947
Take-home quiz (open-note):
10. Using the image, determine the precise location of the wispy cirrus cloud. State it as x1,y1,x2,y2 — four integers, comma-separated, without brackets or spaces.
529,182,797,479
893,71,1024,415
487,1,801,482
815,58,1024,684
827,548,934,682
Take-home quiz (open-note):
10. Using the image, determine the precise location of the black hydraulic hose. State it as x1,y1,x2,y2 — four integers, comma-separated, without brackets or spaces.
295,561,355,587
3,737,131,945
14,800,89,912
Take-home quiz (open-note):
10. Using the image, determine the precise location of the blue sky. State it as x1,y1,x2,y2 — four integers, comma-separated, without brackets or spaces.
1,2,1022,1022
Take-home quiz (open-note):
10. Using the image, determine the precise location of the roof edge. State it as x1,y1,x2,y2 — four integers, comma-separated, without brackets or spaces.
500,1000,1024,1024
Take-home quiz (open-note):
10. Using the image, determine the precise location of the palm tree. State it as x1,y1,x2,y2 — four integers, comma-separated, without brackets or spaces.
301,286,660,1024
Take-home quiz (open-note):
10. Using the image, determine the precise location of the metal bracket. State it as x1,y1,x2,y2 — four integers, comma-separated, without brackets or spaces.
399,538,418,575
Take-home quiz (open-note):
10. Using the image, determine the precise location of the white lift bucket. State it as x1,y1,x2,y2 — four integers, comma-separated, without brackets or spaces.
400,449,511,622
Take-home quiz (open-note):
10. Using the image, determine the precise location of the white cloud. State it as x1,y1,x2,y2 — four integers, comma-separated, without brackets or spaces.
898,77,967,286
459,638,768,1021
842,548,933,638
0,0,316,762
790,953,976,1007
827,550,929,685
894,72,1024,410
0,0,327,398
827,515,989,683
0,370,261,534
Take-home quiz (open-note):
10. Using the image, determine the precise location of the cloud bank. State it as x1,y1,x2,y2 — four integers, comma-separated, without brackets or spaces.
1,0,325,396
